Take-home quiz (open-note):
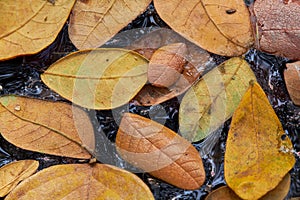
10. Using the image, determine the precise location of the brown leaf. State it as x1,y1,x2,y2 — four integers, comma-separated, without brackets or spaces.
253,0,300,60
284,61,300,105
0,95,94,159
68,0,152,49
116,113,205,190
205,186,242,200
0,160,38,197
154,0,253,56
0,0,75,61
224,82,295,199
148,43,187,88
5,163,154,200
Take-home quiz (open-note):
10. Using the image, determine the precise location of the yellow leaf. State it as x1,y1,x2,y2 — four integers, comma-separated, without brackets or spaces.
68,0,152,49
0,160,38,197
154,0,253,56
116,113,205,190
5,163,154,200
0,95,93,159
224,82,295,200
179,57,256,142
0,0,75,61
41,48,148,110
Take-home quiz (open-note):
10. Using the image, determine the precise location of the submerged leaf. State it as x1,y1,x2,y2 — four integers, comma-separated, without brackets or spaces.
0,96,93,159
225,82,295,200
5,163,154,200
0,160,38,197
116,113,205,190
41,48,148,110
284,62,300,106
179,57,256,142
154,0,253,56
69,0,151,49
0,0,75,61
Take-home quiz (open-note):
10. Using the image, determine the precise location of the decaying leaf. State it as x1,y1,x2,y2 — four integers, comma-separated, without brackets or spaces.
0,0,75,61
69,0,152,49
41,48,148,110
179,57,256,142
253,0,300,60
116,113,205,190
284,62,300,106
5,163,154,200
0,95,93,159
225,82,295,200
154,0,253,56
148,43,187,88
205,186,241,200
0,160,38,197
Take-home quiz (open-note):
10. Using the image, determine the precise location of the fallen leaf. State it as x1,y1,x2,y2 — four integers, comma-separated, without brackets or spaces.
253,0,300,60
41,48,148,110
154,0,253,56
148,43,187,88
0,95,93,159
179,57,257,142
0,160,38,197
224,82,295,200
284,62,300,106
5,163,154,200
0,0,75,61
68,0,152,49
205,174,291,200
116,113,205,190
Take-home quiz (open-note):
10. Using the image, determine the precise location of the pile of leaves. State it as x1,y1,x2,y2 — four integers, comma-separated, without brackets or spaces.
0,0,299,199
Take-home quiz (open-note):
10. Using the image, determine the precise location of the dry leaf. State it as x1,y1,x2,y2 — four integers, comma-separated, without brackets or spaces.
0,160,38,197
0,95,93,159
0,0,75,61
253,0,300,60
225,82,295,200
205,186,242,200
69,0,151,49
116,113,205,190
148,43,187,88
130,28,211,106
179,57,257,142
5,163,154,200
41,48,148,110
284,62,300,106
154,0,253,56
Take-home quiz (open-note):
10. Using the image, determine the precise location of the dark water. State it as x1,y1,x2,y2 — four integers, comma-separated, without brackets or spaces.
0,2,299,199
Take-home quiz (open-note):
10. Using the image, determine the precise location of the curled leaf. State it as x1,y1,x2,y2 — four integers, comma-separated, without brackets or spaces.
224,82,295,200
5,163,154,200
0,95,93,159
284,62,300,106
154,0,253,56
41,48,148,110
179,57,257,142
0,160,39,197
116,113,205,190
0,0,75,61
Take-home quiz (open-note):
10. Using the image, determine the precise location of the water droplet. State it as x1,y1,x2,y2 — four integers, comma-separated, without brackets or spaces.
14,105,21,111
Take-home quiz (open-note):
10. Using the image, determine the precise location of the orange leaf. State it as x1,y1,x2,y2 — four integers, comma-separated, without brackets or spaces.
116,113,205,190
5,163,154,200
224,82,295,199
284,61,300,106
0,95,94,159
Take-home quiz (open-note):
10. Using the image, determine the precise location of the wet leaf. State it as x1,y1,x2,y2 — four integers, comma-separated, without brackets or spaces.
116,113,205,190
0,160,38,197
69,0,152,49
253,0,300,60
224,82,295,200
154,0,253,56
5,163,154,200
130,28,211,106
179,57,256,142
41,48,148,110
0,0,75,61
0,96,93,159
284,62,300,106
